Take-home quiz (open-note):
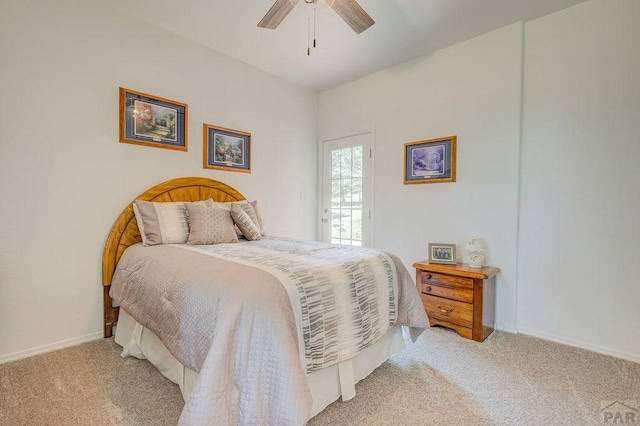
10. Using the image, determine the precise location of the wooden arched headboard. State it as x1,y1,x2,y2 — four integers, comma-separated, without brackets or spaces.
101,177,246,337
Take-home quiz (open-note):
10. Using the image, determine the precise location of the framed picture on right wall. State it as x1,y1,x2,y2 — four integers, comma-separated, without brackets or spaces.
404,135,456,184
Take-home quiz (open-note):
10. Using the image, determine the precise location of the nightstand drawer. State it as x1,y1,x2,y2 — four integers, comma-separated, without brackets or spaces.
419,282,473,303
421,294,473,328
418,270,473,289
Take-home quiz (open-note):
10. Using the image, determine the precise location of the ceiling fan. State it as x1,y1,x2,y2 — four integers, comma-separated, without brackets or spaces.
258,0,375,35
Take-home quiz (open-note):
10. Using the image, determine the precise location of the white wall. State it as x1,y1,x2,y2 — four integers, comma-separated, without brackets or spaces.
319,0,640,362
319,24,524,333
518,0,640,361
0,0,318,362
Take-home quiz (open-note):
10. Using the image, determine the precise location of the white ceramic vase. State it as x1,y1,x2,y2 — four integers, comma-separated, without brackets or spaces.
468,252,484,268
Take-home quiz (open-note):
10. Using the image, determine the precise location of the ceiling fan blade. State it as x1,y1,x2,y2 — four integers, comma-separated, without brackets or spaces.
327,0,375,34
258,0,300,29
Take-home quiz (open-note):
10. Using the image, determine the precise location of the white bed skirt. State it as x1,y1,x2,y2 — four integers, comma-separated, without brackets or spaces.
114,309,405,419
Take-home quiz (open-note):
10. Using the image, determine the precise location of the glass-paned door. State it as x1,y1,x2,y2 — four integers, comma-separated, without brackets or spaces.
322,133,372,246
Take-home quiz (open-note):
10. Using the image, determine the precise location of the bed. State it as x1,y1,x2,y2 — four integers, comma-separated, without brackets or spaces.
102,177,428,425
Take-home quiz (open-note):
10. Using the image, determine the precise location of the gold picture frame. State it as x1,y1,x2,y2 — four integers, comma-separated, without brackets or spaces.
203,123,251,173
119,87,188,151
404,135,456,184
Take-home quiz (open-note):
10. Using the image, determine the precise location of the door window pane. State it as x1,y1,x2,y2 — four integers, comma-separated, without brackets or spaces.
330,146,363,246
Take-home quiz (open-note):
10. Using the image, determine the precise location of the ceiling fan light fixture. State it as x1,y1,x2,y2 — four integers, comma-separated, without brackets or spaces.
295,0,336,11
259,0,374,55
259,0,374,33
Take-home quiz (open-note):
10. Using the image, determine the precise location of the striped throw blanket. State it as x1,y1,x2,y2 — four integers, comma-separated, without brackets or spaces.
178,237,398,373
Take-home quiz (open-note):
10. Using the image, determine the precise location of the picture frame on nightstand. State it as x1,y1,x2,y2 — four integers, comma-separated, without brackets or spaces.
428,243,457,264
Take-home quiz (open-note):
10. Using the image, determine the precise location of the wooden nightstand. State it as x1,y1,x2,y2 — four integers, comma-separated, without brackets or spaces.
412,261,500,342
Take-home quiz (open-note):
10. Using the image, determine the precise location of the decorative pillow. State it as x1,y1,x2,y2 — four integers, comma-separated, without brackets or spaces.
211,199,247,208
237,202,261,234
231,204,262,241
133,200,191,246
212,200,249,238
250,200,267,236
186,200,238,245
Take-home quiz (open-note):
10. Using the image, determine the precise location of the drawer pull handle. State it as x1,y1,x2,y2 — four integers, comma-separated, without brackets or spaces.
436,304,454,315
423,286,432,293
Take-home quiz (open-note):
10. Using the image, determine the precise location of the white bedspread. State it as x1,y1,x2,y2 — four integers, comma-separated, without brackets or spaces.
110,237,428,425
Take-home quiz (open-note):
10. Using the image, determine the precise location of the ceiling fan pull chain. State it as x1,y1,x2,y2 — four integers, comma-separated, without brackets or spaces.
313,1,317,49
307,1,311,55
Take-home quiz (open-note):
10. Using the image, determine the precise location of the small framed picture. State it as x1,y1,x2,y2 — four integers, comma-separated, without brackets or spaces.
428,243,457,265
119,88,188,151
203,123,251,173
404,135,456,184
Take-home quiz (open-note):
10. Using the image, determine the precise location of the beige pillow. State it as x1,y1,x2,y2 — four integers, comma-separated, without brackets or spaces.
211,199,248,210
212,200,249,238
249,200,266,236
231,204,262,241
238,202,261,234
133,200,192,246
186,200,238,245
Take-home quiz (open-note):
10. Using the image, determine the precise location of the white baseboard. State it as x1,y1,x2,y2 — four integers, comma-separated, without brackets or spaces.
495,323,519,334
0,332,104,365
517,327,640,364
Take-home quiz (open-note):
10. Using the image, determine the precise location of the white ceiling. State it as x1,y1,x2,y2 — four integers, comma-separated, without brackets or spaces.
100,0,588,91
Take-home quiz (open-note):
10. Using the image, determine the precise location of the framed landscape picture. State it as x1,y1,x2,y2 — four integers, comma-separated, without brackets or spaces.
119,88,188,151
404,135,456,184
203,123,251,173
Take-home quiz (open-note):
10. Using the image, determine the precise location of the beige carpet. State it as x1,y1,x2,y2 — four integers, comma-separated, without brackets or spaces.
1,327,638,425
